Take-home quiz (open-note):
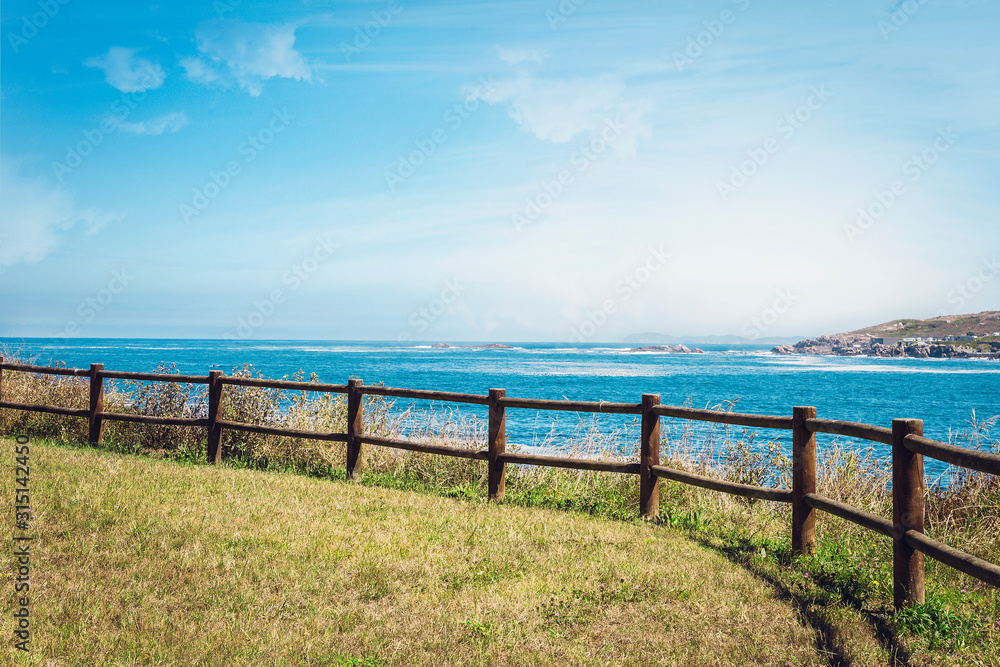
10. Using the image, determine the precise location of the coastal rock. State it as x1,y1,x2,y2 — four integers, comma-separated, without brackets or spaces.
431,343,513,350
627,345,704,354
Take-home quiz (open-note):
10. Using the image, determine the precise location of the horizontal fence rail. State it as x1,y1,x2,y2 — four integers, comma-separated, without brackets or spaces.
359,434,489,460
360,385,489,405
220,376,348,393
214,420,348,442
804,493,894,538
0,362,90,377
904,434,1000,476
652,464,793,503
1,356,998,609
806,418,894,446
499,397,642,414
653,404,793,430
0,401,90,418
501,451,640,474
100,370,210,384
99,412,208,428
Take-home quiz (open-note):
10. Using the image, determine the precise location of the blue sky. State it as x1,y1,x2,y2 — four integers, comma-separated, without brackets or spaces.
1,0,998,342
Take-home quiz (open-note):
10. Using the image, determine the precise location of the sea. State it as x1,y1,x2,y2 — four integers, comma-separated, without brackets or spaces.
3,338,998,480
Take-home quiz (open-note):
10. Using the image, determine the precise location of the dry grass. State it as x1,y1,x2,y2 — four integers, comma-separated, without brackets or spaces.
3,440,826,666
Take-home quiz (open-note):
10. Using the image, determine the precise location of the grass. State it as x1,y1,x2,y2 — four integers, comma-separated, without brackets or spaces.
2,351,999,665
4,439,827,666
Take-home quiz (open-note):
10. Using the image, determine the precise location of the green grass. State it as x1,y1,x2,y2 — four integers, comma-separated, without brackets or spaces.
4,439,834,666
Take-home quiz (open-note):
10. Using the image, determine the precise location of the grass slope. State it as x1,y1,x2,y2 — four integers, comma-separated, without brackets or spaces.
4,440,827,667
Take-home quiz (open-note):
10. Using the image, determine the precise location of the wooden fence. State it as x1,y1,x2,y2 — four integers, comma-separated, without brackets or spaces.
2,356,998,610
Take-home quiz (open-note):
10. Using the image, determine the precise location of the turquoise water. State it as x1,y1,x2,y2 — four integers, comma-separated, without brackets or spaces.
3,338,998,478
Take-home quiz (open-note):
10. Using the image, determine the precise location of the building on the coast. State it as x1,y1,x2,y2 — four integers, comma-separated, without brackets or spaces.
872,337,903,346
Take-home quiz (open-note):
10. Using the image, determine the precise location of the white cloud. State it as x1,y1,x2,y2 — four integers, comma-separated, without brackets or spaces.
180,56,220,85
495,46,548,66
186,20,312,96
110,111,189,136
85,47,165,93
467,74,653,154
0,159,124,267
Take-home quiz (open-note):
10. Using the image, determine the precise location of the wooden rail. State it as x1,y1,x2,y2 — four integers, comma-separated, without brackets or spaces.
2,355,998,608
804,493,894,538
651,464,793,502
220,376,348,393
359,434,488,460
361,385,488,405
654,404,793,430
500,397,641,414
806,418,893,446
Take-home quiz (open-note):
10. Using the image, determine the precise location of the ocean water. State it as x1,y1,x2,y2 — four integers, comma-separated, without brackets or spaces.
3,338,998,478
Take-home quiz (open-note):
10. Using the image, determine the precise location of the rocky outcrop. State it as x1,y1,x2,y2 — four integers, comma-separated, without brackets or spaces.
772,334,868,356
431,343,514,349
772,340,989,359
770,313,1000,359
627,345,704,354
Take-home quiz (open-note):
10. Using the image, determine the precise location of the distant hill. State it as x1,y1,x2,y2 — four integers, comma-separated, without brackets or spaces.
849,311,1000,339
621,332,804,345
771,311,1000,359
622,312,1000,349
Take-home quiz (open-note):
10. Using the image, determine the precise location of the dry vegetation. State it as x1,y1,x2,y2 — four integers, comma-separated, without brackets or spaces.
2,355,999,665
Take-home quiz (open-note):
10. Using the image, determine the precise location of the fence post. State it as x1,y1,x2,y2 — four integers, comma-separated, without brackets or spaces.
792,406,817,556
346,378,364,479
893,418,925,609
640,393,661,519
88,363,105,445
206,371,223,464
488,388,507,501
0,355,4,403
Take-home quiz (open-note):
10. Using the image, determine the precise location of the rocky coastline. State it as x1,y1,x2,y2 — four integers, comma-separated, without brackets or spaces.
771,335,999,359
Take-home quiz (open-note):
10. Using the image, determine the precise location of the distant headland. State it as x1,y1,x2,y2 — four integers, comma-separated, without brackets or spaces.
771,311,1000,359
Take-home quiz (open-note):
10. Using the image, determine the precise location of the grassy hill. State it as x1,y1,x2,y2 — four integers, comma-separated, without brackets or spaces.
850,311,1000,339
4,440,833,666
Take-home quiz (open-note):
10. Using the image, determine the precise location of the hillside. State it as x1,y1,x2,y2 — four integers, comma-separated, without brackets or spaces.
773,311,1000,358
852,311,1000,338
3,440,831,666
